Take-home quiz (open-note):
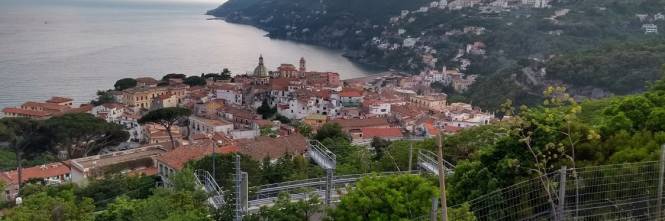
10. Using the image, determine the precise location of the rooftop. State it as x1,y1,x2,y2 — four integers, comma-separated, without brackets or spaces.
70,144,168,172
157,141,239,170
1,162,71,185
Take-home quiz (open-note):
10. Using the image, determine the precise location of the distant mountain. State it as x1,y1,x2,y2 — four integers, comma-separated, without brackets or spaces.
209,0,665,110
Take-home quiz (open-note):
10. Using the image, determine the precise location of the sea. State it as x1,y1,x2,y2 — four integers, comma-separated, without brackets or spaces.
0,0,378,109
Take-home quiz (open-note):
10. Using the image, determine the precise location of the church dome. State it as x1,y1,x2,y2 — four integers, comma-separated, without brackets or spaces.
253,55,268,77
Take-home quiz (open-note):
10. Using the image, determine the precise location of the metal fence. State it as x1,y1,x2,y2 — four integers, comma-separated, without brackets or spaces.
432,159,665,221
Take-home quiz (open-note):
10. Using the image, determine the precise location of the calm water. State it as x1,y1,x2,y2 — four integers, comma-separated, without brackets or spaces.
0,0,377,109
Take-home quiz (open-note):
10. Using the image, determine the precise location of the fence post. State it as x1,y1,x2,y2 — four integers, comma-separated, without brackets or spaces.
556,166,567,221
430,197,439,221
657,144,665,220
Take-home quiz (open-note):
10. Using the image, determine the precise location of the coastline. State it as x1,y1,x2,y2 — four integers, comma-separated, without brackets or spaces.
206,14,394,74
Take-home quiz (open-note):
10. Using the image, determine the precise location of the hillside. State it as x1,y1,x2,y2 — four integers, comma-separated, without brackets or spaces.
209,0,665,110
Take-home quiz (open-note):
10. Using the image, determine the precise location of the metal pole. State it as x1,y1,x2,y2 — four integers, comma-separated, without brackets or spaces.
235,155,243,221
557,166,567,221
325,169,334,205
212,139,216,180
408,142,413,173
657,144,665,220
430,197,439,221
436,133,448,221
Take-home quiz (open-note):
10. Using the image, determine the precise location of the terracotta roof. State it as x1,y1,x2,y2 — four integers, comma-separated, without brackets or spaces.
1,162,71,185
444,125,463,133
361,127,403,138
102,103,125,109
136,77,159,85
2,107,51,117
330,118,390,129
425,122,440,135
46,96,73,103
22,101,70,111
237,134,307,160
157,141,239,170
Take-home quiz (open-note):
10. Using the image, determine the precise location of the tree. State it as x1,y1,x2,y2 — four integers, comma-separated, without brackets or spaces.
327,175,438,220
188,153,262,189
114,78,138,91
183,76,206,86
161,73,186,81
0,118,47,191
46,113,129,159
74,174,156,209
296,122,312,138
245,192,322,221
138,107,191,149
91,90,116,106
314,123,348,141
370,137,391,160
7,188,95,221
257,99,277,119
221,68,232,80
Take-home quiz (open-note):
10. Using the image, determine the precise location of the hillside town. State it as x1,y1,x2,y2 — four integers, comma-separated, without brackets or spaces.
1,55,494,201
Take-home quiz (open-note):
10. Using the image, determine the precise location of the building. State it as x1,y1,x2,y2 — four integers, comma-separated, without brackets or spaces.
352,127,404,143
1,162,71,201
303,114,328,130
643,24,658,34
2,98,74,119
45,96,74,107
189,116,234,136
340,88,364,107
136,77,160,87
215,83,244,105
69,144,168,184
254,55,269,77
330,118,391,133
409,95,447,112
236,134,308,161
156,141,238,185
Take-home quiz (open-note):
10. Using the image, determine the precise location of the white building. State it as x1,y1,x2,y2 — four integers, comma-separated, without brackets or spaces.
643,24,658,34
403,37,418,48
215,83,243,105
189,116,234,135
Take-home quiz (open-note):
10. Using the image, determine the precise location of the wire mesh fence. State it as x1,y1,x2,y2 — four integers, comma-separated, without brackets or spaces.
418,160,665,221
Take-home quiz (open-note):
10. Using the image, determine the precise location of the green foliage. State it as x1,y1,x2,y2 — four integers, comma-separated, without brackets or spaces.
96,188,210,221
74,174,156,209
138,107,191,148
274,114,291,124
245,192,323,221
327,174,438,221
449,203,477,221
256,100,277,119
113,78,137,91
183,76,206,86
188,153,262,190
6,188,95,221
92,90,117,106
547,40,665,94
161,73,186,81
314,123,348,142
294,121,312,137
370,137,391,160
46,113,129,159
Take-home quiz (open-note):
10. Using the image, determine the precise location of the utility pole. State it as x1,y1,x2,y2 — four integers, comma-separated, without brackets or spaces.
437,133,448,221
